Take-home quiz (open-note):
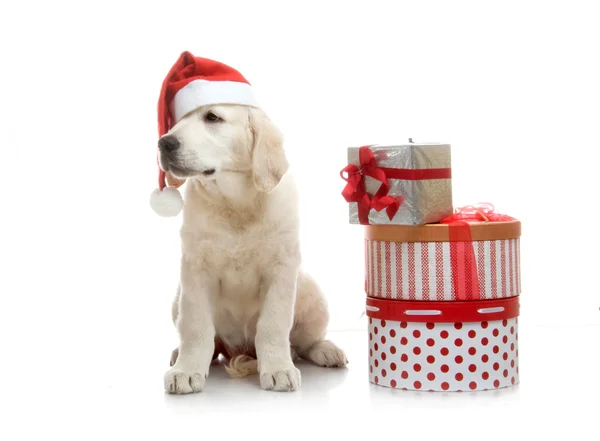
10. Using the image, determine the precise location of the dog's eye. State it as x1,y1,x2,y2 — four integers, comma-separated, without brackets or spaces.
204,112,222,122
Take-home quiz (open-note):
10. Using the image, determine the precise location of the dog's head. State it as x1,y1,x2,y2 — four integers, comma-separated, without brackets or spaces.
158,104,288,193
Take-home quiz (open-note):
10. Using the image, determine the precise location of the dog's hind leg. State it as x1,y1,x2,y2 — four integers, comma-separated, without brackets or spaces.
290,273,348,368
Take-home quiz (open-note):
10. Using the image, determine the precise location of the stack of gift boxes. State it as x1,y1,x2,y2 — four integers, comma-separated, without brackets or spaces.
341,143,522,392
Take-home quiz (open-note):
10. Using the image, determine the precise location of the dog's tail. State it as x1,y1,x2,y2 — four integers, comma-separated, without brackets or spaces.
225,355,259,378
224,349,300,378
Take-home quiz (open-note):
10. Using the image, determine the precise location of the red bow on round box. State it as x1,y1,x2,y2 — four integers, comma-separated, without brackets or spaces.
440,202,517,301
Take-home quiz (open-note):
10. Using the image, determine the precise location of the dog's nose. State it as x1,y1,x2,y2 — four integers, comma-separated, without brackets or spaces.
158,135,180,153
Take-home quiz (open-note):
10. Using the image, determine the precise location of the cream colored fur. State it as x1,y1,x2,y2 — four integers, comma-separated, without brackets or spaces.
162,104,347,394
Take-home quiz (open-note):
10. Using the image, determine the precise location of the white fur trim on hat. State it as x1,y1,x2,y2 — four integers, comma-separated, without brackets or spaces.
170,79,259,123
150,187,183,217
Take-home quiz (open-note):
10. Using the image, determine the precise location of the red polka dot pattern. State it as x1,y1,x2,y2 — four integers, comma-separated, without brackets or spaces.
369,317,519,392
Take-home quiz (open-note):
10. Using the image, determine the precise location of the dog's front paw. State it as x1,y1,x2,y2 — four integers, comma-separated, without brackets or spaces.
260,366,301,392
164,367,207,394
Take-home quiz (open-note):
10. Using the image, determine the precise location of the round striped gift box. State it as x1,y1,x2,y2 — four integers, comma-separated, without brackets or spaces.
364,220,522,392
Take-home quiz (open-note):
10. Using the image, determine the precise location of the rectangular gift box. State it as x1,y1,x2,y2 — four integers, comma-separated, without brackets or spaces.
344,143,453,225
363,218,522,392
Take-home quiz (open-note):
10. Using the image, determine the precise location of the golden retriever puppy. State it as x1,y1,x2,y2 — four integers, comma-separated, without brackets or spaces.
161,104,347,394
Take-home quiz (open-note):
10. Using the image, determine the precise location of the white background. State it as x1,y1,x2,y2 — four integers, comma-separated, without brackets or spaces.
2,0,599,440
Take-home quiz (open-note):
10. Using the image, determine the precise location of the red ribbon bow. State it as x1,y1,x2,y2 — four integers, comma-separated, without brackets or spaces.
340,146,404,224
440,202,516,224
440,203,516,300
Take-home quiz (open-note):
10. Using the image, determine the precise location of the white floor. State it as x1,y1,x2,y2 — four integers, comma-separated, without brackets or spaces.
5,324,599,440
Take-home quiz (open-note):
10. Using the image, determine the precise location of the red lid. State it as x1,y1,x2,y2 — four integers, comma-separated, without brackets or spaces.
366,296,519,323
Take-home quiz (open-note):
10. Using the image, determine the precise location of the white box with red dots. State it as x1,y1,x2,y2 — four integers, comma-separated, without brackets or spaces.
366,299,519,391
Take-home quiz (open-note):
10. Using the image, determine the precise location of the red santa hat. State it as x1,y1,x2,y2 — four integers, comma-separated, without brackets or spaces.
150,51,259,217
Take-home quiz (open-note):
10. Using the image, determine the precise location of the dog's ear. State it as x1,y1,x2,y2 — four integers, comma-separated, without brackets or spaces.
249,108,289,193
165,171,186,188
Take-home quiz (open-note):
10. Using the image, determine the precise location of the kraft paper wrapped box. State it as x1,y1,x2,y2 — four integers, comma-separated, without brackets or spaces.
364,205,522,392
341,143,453,225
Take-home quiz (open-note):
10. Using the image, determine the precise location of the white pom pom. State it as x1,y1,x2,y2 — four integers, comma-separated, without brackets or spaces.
150,187,183,217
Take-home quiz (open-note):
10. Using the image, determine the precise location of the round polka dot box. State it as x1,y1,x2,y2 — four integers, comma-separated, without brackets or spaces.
368,315,519,391
363,218,521,392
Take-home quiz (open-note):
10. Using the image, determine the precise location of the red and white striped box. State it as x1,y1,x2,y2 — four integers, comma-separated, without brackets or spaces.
365,224,521,301
364,219,522,392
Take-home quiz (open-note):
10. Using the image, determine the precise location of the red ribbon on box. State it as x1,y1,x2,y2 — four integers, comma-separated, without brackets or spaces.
340,145,452,224
440,203,516,301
